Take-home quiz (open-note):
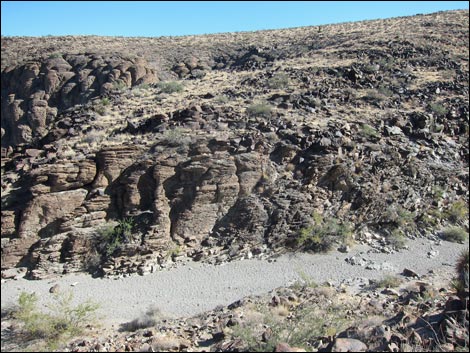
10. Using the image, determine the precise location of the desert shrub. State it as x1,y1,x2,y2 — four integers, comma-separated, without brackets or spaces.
428,102,447,117
387,228,407,249
215,95,229,104
14,291,98,349
297,212,353,253
157,81,184,94
362,63,379,74
377,85,393,97
444,199,468,224
135,83,150,90
453,249,469,294
165,244,182,261
293,269,318,289
363,89,387,104
190,69,206,79
112,80,128,91
82,250,102,274
247,102,272,118
375,275,402,289
267,73,290,89
377,57,395,71
232,296,351,351
82,129,105,144
440,227,468,243
422,199,467,229
96,218,136,257
383,205,416,230
101,97,110,106
48,52,62,59
120,306,161,332
160,127,193,147
432,185,446,200
360,123,380,138
94,104,107,116
396,206,416,228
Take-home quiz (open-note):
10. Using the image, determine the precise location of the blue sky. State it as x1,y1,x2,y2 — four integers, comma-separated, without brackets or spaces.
1,1,468,37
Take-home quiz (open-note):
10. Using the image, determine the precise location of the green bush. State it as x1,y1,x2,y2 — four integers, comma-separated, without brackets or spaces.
157,81,184,94
215,95,229,104
440,227,468,243
47,52,62,59
112,80,128,91
14,291,99,350
160,127,193,147
247,102,272,118
428,102,447,117
383,205,416,231
422,199,467,228
296,212,353,253
387,228,407,249
232,295,351,351
377,86,393,97
444,199,468,224
96,218,136,257
293,269,318,289
360,123,380,138
267,73,290,89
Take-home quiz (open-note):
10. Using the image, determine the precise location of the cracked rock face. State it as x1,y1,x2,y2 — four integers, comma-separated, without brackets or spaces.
1,10,469,279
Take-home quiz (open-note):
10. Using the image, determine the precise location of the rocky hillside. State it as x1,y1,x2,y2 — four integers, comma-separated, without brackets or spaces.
1,10,469,281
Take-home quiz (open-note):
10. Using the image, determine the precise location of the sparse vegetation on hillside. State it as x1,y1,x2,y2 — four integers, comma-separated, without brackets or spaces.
156,81,184,94
267,73,290,89
232,290,353,352
246,102,272,117
13,291,99,350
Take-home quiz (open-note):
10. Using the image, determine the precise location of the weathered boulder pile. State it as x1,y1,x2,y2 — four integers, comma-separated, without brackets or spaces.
1,53,156,148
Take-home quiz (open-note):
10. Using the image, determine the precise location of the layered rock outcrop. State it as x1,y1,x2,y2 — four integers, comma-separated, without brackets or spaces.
1,54,156,148
1,10,468,279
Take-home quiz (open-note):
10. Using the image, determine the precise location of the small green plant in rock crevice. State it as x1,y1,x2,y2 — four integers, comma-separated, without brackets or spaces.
95,217,136,257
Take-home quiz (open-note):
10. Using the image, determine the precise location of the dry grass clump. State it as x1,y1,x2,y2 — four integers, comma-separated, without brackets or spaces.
156,81,184,94
246,102,272,118
120,306,162,332
440,226,468,243
375,275,403,289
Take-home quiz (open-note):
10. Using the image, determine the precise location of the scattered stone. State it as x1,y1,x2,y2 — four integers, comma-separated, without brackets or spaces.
402,268,419,278
49,284,60,293
274,342,306,352
330,338,368,352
